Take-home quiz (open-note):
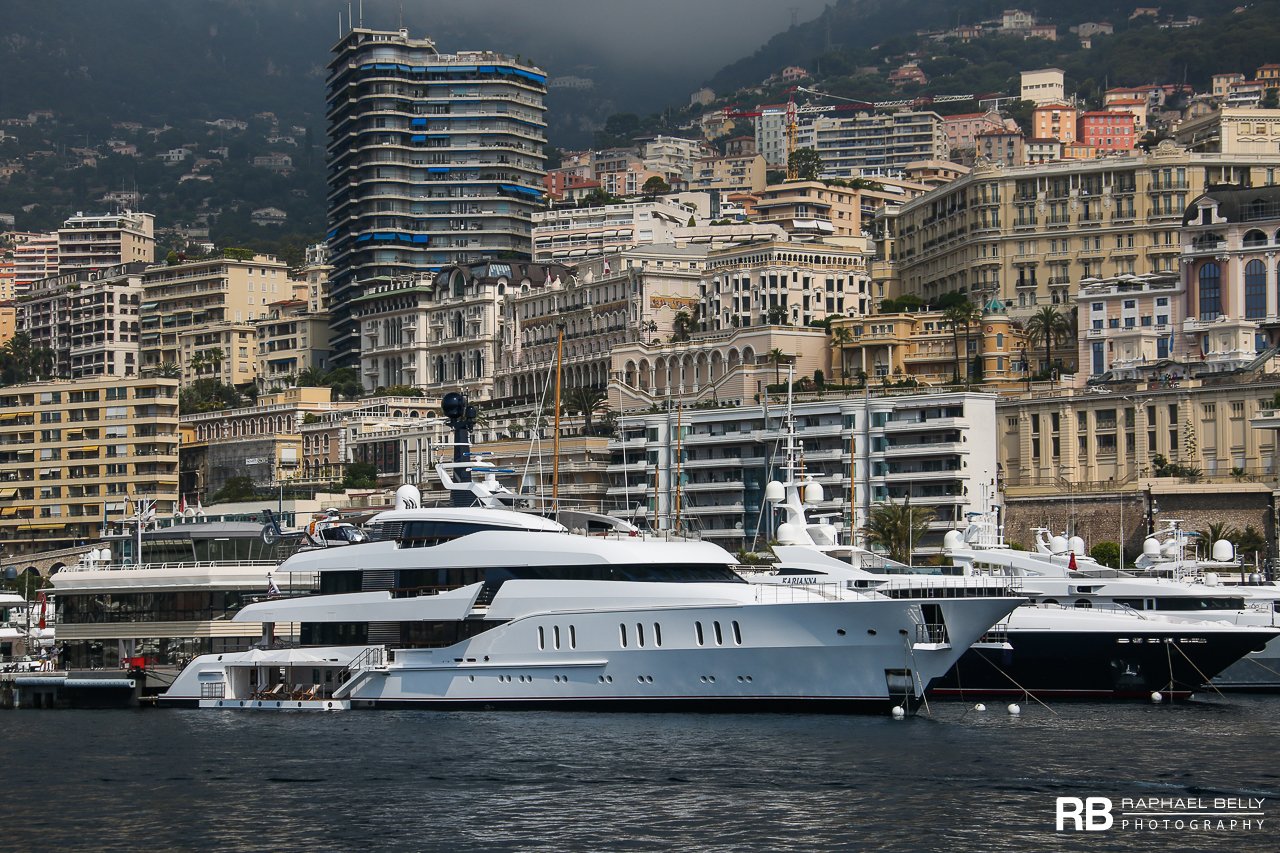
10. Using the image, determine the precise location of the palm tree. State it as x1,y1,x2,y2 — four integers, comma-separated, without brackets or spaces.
862,500,936,564
767,348,788,386
941,304,969,382
1236,525,1267,567
189,352,207,377
564,385,608,435
1024,305,1066,377
957,300,983,386
672,311,694,343
1199,521,1241,555
207,347,225,377
830,326,853,383
156,362,181,378
296,366,329,387
0,332,56,384
766,305,790,326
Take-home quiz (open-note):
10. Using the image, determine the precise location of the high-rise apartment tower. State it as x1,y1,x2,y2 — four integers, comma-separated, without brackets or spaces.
325,27,547,368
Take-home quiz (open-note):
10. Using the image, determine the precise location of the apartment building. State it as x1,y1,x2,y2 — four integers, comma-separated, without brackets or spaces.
531,199,694,262
500,247,708,402
356,260,572,398
19,262,146,379
1077,111,1137,152
10,232,58,295
325,27,547,368
181,387,356,497
140,253,290,386
889,144,1280,314
0,257,15,302
1181,185,1280,373
749,181,874,240
1000,376,1280,493
1020,68,1066,105
1032,102,1079,144
253,296,331,393
608,393,999,551
1077,273,1183,380
1175,108,1280,155
685,153,767,195
0,377,179,556
976,129,1026,167
942,110,1009,153
811,110,948,177
642,135,715,181
57,210,155,272
829,305,1031,387
701,238,872,330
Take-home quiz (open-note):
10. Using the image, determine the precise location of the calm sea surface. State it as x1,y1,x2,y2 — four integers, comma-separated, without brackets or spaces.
2,696,1277,852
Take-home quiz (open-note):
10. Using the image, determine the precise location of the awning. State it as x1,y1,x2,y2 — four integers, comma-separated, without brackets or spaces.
20,524,63,531
0,488,17,499
0,413,16,422
0,507,17,517
77,446,100,452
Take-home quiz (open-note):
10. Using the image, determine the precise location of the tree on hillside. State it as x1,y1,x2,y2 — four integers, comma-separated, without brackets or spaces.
642,175,671,198
787,147,822,181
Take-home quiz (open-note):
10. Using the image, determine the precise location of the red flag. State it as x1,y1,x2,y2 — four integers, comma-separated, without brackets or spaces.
1068,552,1078,571
37,591,46,630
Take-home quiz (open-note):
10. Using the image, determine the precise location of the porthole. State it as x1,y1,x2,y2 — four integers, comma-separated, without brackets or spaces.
736,676,744,682
605,675,613,683
637,675,645,683
707,676,715,683
468,675,475,682
646,676,654,683
865,629,875,636
745,676,753,683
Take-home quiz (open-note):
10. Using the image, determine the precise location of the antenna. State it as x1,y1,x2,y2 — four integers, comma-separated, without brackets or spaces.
359,0,364,27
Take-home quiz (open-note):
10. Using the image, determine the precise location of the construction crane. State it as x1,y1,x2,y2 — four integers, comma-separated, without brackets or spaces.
794,85,978,111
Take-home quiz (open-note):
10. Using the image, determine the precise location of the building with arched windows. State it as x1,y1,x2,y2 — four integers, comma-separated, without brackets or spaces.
1180,185,1280,374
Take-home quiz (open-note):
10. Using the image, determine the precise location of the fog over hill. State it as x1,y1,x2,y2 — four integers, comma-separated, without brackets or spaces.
0,0,827,146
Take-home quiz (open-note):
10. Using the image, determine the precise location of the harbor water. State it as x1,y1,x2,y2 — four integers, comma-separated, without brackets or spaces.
2,697,1277,852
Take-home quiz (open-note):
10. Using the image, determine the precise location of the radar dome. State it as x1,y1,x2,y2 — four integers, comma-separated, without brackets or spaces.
1211,539,1235,562
1049,535,1069,555
1142,537,1161,558
1068,536,1085,555
803,482,824,504
776,522,802,544
815,524,838,546
395,484,423,510
764,481,785,503
943,530,965,551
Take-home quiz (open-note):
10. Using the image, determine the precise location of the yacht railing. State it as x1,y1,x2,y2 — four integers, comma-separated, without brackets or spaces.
915,623,949,644
341,646,386,679
57,559,282,573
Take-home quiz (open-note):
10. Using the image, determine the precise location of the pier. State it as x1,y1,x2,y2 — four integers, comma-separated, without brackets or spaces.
0,670,142,709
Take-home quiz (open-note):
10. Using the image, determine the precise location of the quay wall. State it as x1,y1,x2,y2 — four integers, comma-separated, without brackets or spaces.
1003,490,1273,561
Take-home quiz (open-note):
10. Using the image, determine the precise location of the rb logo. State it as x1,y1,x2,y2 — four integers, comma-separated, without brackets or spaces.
1056,797,1114,831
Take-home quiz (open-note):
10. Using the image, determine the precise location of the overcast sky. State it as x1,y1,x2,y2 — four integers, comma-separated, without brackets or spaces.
365,0,832,75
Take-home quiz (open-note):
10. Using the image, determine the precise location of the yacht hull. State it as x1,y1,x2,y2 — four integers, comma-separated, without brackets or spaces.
161,597,1020,713
930,627,1277,700
1210,635,1280,690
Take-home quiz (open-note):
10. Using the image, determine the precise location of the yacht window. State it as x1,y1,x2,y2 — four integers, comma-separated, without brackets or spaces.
653,623,662,647
713,621,724,646
553,625,561,650
1154,597,1245,611
1074,599,1092,609
619,624,628,648
636,623,645,647
570,625,577,648
398,520,523,548
732,621,743,645
538,626,545,650
1114,598,1145,610
695,622,705,646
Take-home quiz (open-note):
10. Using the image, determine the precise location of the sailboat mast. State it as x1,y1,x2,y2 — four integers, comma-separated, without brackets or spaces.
553,323,564,506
